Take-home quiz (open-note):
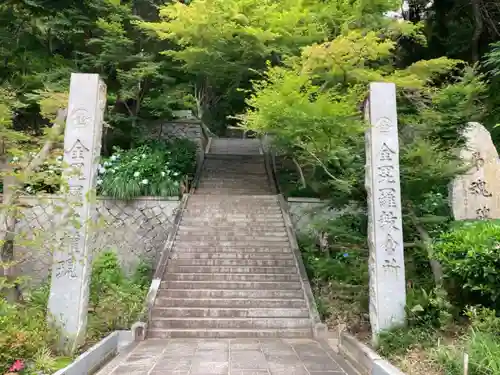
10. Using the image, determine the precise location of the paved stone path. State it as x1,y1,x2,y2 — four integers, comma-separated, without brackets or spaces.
98,338,355,375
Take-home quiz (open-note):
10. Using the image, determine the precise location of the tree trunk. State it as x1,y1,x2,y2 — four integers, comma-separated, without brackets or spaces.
0,108,67,299
407,207,444,286
0,161,19,301
471,0,483,63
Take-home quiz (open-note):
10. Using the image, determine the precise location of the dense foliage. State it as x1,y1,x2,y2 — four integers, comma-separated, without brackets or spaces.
0,251,150,374
98,138,197,199
434,220,500,309
1,0,500,372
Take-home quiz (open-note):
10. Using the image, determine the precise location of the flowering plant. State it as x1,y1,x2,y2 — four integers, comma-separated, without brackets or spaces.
0,152,64,195
5,359,24,374
97,138,196,199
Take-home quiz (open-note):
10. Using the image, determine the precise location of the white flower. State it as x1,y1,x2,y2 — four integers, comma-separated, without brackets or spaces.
104,161,111,167
97,179,103,185
99,167,106,174
173,171,180,176
161,171,166,177
112,168,117,173
12,156,19,162
134,171,140,177
141,179,149,185
141,154,146,159
26,186,33,193
110,155,117,161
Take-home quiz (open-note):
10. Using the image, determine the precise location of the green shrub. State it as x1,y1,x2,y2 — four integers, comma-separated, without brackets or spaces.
377,326,438,357
433,220,500,308
0,250,151,371
98,138,197,199
466,305,500,333
434,331,500,375
432,306,500,375
0,299,58,373
87,251,150,341
90,251,125,306
406,287,454,328
300,237,368,285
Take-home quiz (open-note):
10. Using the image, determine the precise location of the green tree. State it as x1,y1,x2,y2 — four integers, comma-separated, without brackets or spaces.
239,25,485,285
139,0,332,133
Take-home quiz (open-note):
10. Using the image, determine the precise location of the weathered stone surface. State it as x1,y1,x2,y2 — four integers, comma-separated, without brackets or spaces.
48,73,106,351
287,198,338,236
450,122,500,220
364,82,406,338
96,339,351,375
14,196,180,285
146,119,206,166
53,332,119,375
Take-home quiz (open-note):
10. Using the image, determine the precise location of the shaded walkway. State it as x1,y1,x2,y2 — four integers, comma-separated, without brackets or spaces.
98,338,356,375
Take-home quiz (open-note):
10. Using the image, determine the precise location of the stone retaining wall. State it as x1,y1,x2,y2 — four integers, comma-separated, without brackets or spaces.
287,197,338,235
16,195,337,285
14,196,181,286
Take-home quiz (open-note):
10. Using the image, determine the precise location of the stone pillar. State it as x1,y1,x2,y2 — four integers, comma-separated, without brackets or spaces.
450,122,500,220
48,73,106,352
364,82,406,341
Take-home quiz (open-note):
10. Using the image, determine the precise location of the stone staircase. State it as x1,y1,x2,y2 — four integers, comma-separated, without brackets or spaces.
148,138,314,338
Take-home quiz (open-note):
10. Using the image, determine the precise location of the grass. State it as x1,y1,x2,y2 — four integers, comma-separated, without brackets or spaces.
299,236,500,375
1,251,151,374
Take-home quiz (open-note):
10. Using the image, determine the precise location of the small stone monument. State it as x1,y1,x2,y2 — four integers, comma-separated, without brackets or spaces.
364,82,406,340
48,73,106,352
451,122,500,220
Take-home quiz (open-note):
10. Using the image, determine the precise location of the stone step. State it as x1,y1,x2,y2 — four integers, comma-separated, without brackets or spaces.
170,253,294,260
198,181,269,186
164,273,300,282
154,297,307,309
181,219,284,227
151,307,310,318
188,194,277,200
177,225,286,232
157,289,304,299
166,265,296,274
194,189,272,194
181,215,284,221
178,224,286,229
171,245,290,252
180,217,283,223
201,171,267,176
150,317,312,330
147,328,313,339
175,235,288,242
185,202,279,207
168,259,294,267
160,280,302,290
170,244,290,248
197,183,270,188
200,177,267,182
177,226,286,232
182,210,282,216
186,200,279,207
